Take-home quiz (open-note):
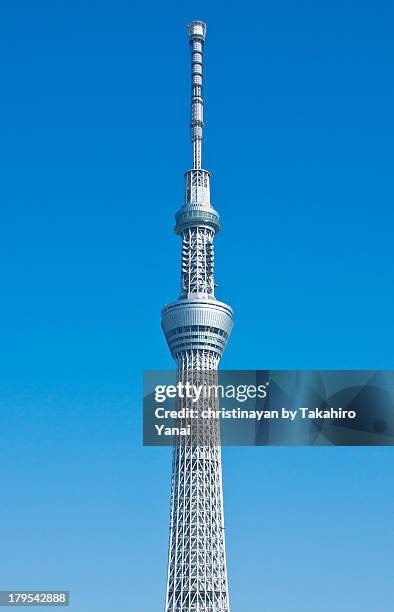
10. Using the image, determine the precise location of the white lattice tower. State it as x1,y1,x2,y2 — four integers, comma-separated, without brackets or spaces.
161,21,233,612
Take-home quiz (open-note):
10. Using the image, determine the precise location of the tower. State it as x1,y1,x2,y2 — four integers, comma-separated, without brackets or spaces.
161,21,233,612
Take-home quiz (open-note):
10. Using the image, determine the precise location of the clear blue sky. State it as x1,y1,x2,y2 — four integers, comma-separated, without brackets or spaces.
1,0,393,610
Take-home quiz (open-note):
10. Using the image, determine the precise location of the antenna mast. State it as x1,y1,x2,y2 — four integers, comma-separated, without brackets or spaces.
188,21,206,169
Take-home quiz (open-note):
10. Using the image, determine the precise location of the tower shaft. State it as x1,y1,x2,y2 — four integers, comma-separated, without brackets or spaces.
162,22,233,612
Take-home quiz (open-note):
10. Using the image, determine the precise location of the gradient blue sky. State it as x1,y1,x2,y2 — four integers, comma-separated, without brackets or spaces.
1,0,394,610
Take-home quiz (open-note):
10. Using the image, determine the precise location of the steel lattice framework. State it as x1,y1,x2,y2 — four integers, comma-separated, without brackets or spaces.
161,21,233,612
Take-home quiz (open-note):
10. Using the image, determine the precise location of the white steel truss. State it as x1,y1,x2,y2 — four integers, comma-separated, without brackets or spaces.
165,356,229,612
181,227,215,297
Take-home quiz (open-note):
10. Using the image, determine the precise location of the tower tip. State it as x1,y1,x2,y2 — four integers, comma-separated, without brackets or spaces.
188,21,206,41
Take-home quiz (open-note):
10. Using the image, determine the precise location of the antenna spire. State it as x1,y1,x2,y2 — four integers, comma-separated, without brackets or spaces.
188,21,206,169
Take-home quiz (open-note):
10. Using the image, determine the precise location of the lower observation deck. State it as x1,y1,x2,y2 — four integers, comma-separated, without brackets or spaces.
161,298,233,359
